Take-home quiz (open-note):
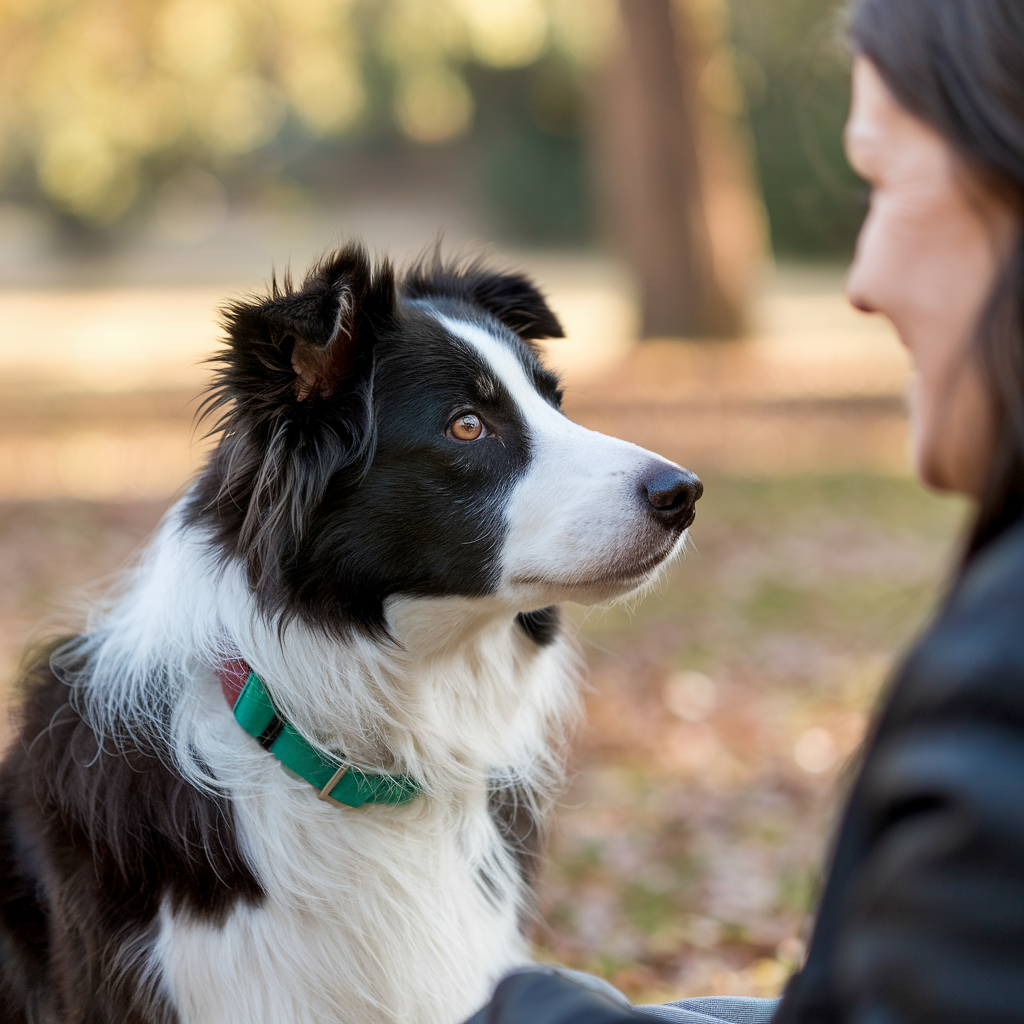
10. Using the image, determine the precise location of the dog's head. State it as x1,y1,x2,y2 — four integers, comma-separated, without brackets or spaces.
188,244,701,636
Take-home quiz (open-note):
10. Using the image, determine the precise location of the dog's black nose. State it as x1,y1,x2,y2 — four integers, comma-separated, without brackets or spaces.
643,467,703,528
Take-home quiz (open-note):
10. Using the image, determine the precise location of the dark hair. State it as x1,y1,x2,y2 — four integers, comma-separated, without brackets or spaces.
848,0,1024,559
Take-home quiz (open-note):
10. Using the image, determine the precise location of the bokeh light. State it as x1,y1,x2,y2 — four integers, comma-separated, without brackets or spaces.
394,65,473,143
0,0,617,227
457,0,548,68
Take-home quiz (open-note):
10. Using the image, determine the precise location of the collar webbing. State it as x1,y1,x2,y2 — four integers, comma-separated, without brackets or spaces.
218,661,420,808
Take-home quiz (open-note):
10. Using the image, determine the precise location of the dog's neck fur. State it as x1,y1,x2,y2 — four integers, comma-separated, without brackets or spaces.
55,500,583,1023
68,500,582,799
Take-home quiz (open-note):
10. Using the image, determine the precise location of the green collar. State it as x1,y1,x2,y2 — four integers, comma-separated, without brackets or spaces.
222,665,421,808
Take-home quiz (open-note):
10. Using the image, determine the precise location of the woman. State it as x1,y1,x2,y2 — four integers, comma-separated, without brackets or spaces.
468,0,1024,1021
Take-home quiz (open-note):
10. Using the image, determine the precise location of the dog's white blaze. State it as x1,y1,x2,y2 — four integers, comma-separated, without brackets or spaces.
439,317,688,605
155,771,526,1024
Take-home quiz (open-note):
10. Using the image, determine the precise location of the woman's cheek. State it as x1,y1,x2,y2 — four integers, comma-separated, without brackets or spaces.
907,375,938,486
910,349,995,494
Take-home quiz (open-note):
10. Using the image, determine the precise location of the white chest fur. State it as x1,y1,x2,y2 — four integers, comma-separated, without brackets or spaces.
155,780,529,1024
80,525,582,1024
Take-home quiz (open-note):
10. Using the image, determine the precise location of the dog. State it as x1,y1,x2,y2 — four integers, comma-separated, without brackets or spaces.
0,245,702,1024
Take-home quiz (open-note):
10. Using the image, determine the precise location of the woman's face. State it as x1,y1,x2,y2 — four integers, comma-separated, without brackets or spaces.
844,56,1019,497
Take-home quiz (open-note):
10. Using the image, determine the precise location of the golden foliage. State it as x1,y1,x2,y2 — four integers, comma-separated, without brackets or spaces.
0,0,616,222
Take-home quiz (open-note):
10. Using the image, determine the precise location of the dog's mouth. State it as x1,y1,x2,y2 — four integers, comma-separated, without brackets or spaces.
508,535,685,596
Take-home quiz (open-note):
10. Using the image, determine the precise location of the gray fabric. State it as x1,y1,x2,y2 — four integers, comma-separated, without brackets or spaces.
465,967,780,1024
634,997,780,1023
632,1007,734,1024
542,968,634,1010
534,969,780,1024
492,967,778,1024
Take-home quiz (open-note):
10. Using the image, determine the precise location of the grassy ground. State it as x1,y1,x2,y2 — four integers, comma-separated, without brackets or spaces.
0,499,171,693
0,474,967,1003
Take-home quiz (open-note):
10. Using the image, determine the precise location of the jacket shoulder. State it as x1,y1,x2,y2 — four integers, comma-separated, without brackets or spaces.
891,519,1024,727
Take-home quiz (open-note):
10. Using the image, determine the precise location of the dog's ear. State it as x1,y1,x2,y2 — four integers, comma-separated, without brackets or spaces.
401,258,565,342
462,270,565,341
193,246,396,621
218,244,396,408
268,279,355,401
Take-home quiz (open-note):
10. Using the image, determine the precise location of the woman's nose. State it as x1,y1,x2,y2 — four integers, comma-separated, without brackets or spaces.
844,258,878,315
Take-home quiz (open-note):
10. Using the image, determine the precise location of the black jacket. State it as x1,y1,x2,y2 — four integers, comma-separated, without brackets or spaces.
471,518,1024,1024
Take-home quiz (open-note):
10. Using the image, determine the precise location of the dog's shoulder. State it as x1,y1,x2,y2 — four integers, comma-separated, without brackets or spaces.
0,640,266,1020
1,639,264,921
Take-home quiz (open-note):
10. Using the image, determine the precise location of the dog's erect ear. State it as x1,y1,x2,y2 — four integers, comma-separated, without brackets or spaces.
268,280,355,401
193,246,396,619
401,257,565,342
218,244,396,407
462,270,565,341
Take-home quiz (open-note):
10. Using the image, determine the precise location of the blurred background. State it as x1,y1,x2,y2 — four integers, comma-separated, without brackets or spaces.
0,0,967,1004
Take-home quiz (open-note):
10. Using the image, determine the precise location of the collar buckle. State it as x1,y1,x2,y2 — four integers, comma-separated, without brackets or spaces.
318,762,351,805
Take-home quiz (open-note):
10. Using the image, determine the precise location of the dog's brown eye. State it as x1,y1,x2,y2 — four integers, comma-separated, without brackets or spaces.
449,414,484,441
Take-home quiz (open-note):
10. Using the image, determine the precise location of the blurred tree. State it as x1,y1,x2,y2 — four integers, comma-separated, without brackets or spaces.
0,0,861,261
598,0,764,338
468,59,593,244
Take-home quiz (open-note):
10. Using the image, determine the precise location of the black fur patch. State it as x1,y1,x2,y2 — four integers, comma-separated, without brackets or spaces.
185,244,567,638
401,251,565,343
487,780,547,931
516,607,561,647
256,715,285,750
0,644,262,1023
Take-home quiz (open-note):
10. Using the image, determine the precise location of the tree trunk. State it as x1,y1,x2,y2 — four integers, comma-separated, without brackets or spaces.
599,0,750,339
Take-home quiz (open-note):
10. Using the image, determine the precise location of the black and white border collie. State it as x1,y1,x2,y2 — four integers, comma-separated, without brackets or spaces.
0,245,701,1024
